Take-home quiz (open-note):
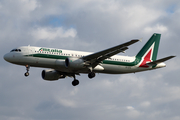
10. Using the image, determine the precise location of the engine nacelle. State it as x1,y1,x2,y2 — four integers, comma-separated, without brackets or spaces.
41,69,65,81
65,57,85,70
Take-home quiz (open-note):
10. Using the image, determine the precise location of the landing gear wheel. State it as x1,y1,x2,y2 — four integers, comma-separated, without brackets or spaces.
72,80,79,86
88,72,96,79
24,72,29,77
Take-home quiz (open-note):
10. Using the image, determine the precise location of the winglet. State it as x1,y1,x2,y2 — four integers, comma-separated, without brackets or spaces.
138,38,142,42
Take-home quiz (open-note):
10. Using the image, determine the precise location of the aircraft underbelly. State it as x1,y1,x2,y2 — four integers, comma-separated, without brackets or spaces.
99,64,132,74
100,64,153,74
14,57,57,68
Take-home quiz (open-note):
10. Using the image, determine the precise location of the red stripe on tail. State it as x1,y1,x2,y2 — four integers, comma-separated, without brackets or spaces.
139,49,152,68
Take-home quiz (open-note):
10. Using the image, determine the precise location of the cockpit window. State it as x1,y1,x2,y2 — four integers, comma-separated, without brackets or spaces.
10,49,21,52
10,49,15,52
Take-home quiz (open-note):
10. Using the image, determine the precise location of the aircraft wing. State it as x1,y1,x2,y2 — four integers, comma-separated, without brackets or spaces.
82,39,140,67
147,56,176,66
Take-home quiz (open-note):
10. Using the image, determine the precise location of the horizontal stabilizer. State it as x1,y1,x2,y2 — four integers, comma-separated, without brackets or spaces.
147,56,176,66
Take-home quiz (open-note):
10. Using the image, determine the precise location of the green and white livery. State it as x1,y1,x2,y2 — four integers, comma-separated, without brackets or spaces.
4,33,175,86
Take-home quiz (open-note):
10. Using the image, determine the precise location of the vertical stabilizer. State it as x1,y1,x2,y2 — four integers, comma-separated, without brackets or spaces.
136,33,161,67
136,33,161,61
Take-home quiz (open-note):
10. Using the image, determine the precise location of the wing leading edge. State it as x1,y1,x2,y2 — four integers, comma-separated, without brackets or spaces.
82,39,141,67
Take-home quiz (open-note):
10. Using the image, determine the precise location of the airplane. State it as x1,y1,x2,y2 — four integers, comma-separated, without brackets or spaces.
4,33,175,86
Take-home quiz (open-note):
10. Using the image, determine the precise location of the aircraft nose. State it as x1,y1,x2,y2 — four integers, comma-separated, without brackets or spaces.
4,53,11,62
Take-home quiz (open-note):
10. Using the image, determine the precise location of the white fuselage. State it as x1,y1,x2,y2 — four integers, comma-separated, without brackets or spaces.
4,46,166,74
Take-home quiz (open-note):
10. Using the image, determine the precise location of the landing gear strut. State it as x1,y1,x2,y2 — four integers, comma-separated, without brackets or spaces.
72,74,79,86
24,65,30,77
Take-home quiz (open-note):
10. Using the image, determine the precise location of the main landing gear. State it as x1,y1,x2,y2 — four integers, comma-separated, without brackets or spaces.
88,72,96,79
71,72,96,86
72,75,79,86
24,65,30,77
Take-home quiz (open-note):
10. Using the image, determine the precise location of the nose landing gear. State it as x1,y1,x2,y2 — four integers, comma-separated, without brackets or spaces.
24,65,30,77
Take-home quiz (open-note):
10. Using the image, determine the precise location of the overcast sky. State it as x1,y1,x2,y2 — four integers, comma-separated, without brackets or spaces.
0,0,180,120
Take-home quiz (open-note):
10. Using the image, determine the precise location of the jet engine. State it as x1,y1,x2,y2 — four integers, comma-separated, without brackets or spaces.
65,57,85,70
42,69,65,81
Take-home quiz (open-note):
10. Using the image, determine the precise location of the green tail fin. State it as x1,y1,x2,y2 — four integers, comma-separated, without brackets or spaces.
136,33,161,61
